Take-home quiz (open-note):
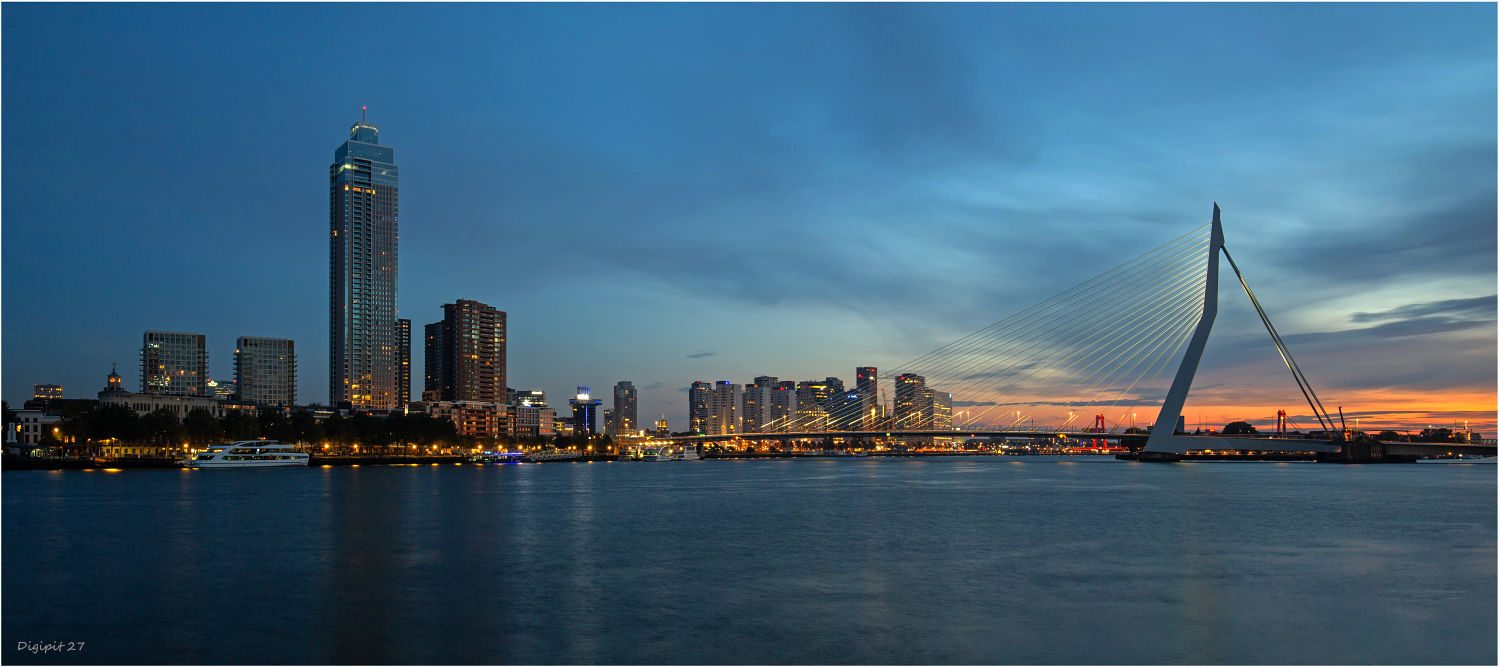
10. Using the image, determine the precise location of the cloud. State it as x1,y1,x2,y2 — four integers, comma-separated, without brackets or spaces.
1350,295,1496,324
642,381,664,390
686,352,717,359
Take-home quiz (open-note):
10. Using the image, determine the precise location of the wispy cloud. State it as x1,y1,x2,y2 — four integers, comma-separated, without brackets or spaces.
686,352,717,359
1350,295,1495,324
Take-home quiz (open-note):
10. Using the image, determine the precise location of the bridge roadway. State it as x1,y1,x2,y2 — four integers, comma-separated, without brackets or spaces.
640,430,1496,459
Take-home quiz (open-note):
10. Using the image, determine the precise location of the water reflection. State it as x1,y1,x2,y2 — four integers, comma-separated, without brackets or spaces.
2,459,1494,665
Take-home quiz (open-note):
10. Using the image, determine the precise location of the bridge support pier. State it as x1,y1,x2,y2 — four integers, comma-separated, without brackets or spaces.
1136,451,1182,463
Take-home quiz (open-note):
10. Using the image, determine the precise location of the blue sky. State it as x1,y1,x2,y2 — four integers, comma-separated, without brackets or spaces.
4,3,1495,432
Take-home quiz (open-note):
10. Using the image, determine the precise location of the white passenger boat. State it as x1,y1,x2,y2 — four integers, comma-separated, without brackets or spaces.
183,440,309,468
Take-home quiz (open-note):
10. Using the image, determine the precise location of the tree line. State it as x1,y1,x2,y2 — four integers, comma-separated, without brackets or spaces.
3,399,612,455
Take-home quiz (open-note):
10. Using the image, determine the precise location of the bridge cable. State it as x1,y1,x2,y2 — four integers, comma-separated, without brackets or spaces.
1221,246,1336,433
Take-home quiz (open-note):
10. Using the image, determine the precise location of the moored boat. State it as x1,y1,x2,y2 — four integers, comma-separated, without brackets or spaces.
183,441,309,468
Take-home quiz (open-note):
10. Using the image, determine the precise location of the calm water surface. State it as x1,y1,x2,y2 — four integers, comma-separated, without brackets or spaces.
3,457,1494,664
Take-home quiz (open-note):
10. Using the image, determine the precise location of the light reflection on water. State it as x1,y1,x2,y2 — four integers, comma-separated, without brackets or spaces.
3,457,1494,664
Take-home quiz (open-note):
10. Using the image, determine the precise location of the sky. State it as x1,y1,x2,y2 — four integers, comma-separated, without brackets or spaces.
3,3,1495,434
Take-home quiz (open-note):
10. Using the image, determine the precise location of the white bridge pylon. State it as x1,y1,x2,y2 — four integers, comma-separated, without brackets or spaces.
1141,204,1342,456
1142,205,1224,455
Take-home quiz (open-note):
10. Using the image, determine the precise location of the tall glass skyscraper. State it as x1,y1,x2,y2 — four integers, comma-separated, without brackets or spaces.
330,118,400,409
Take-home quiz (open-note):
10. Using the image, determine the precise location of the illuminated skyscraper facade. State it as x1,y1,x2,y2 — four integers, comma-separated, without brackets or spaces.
329,118,400,409
611,381,637,436
894,373,928,430
707,381,740,435
742,376,777,433
396,318,411,405
856,366,878,429
688,381,711,434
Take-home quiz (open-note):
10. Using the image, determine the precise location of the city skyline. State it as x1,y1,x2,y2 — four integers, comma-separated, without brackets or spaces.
3,4,1494,434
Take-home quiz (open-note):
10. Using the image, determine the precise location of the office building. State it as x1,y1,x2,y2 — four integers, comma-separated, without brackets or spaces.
206,379,237,400
141,331,209,396
688,381,711,434
830,390,864,431
510,389,546,407
795,379,842,432
32,385,62,401
329,116,400,410
894,373,929,430
509,402,556,439
856,366,878,429
570,388,602,436
234,337,296,406
742,376,777,433
933,391,953,430
611,381,637,437
424,299,507,403
706,381,740,435
396,318,411,404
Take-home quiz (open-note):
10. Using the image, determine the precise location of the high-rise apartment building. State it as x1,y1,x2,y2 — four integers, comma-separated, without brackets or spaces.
329,117,400,409
856,366,878,429
707,381,740,435
768,380,796,432
395,318,411,405
423,321,443,401
742,376,777,433
141,331,208,396
894,373,928,430
423,299,507,403
612,381,637,437
234,337,296,406
688,381,711,434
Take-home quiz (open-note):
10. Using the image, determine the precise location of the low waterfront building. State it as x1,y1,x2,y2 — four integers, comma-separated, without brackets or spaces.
508,402,556,439
424,400,509,440
11,409,61,445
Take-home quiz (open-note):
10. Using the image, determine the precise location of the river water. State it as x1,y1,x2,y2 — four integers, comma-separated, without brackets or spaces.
3,457,1494,664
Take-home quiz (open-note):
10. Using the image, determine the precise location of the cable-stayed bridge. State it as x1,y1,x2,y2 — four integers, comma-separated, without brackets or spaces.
659,205,1494,462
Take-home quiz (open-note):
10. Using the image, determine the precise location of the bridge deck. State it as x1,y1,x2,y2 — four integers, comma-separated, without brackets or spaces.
633,431,1494,457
